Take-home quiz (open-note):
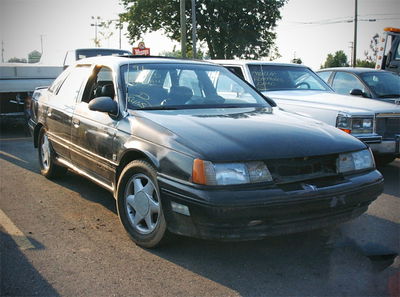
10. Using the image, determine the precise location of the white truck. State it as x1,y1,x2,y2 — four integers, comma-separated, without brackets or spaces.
375,27,400,75
0,63,62,119
0,48,131,120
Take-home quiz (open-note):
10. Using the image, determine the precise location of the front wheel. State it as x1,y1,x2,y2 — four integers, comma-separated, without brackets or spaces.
116,160,168,248
38,128,67,178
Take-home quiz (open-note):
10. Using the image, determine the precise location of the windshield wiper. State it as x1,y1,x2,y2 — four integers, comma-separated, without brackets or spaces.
379,94,400,98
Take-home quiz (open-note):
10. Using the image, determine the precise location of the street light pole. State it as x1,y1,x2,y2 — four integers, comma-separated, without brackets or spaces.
180,0,187,58
91,16,102,47
352,0,358,67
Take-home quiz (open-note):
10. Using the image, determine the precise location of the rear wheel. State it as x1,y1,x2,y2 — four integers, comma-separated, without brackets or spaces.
38,128,67,178
116,160,168,248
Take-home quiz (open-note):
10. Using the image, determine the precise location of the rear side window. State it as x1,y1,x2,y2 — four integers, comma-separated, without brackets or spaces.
55,65,91,104
317,71,332,83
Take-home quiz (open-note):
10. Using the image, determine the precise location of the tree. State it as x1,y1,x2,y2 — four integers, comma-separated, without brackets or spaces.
355,59,375,68
291,58,302,64
321,50,349,68
7,57,27,63
28,50,42,63
120,0,287,59
160,48,208,59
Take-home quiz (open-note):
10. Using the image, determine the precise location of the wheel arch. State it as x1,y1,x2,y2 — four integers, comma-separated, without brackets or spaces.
33,123,44,148
114,149,159,197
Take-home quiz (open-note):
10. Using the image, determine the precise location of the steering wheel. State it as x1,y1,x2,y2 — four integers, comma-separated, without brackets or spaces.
295,82,310,89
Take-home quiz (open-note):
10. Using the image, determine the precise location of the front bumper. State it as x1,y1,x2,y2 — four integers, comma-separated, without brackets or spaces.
158,170,384,240
356,134,400,156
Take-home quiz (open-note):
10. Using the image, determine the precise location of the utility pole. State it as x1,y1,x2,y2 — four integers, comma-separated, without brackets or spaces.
180,0,187,58
191,0,197,58
40,35,44,54
1,40,4,63
91,16,103,47
349,42,354,66
352,0,358,67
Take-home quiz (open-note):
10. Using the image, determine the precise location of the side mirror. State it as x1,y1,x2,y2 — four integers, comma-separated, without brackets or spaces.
88,96,118,114
349,89,364,96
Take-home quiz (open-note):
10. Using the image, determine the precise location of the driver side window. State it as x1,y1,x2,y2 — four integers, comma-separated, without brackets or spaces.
332,72,365,95
81,66,115,104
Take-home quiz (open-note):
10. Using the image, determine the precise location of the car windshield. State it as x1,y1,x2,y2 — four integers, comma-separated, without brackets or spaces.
360,72,400,98
248,65,332,92
120,63,271,110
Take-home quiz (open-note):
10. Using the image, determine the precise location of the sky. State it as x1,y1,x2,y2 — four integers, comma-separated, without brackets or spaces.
1,0,399,69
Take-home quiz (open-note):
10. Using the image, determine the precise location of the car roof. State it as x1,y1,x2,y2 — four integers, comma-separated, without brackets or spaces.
317,67,392,74
74,56,220,68
211,59,307,68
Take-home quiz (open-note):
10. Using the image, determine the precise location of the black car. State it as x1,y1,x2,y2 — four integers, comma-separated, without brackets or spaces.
317,67,400,105
29,56,383,248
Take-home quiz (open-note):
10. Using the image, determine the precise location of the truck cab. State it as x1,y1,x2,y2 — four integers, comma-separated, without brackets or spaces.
375,27,400,75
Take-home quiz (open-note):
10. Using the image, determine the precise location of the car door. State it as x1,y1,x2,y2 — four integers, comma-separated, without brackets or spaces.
44,65,91,160
70,65,119,187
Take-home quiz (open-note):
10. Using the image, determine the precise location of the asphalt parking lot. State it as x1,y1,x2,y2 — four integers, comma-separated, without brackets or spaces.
1,119,399,297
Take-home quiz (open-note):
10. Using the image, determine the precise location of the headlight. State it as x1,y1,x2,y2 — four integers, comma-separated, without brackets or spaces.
337,149,375,173
336,114,374,134
192,159,273,185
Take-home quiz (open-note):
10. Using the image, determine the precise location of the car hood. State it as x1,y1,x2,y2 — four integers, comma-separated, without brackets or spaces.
264,90,400,115
134,107,366,161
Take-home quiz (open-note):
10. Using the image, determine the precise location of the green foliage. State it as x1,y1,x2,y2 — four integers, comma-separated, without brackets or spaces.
7,57,27,63
120,0,287,59
291,58,302,64
28,50,42,63
160,48,208,59
321,50,349,68
355,59,375,68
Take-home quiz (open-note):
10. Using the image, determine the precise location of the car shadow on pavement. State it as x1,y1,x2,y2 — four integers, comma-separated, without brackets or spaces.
149,214,398,297
0,230,60,297
377,161,400,198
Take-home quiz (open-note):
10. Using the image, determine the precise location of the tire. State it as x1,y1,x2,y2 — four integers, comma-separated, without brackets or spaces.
116,160,168,248
38,127,67,178
375,155,396,166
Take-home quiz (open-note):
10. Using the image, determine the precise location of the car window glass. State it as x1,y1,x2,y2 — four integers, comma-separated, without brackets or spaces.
226,66,245,79
332,72,365,95
55,65,91,104
361,72,400,97
48,69,70,93
395,42,400,60
248,65,331,92
81,66,115,104
179,70,203,96
120,63,270,110
317,71,332,83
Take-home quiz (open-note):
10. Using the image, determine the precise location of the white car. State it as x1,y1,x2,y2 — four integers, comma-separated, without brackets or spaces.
213,60,400,164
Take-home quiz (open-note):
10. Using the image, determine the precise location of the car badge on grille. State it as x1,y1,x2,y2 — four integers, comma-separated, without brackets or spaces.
301,183,317,191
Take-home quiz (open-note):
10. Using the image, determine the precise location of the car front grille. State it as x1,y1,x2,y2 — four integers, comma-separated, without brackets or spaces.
375,114,400,140
267,154,338,184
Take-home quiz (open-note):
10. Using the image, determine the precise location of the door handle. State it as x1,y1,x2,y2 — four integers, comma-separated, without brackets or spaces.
388,64,398,69
72,118,80,127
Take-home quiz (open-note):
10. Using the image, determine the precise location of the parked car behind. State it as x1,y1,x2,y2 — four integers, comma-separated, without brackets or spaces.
317,68,400,105
213,60,400,165
30,56,383,248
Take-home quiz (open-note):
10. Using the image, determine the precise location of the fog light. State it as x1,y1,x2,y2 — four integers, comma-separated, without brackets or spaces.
171,201,190,216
